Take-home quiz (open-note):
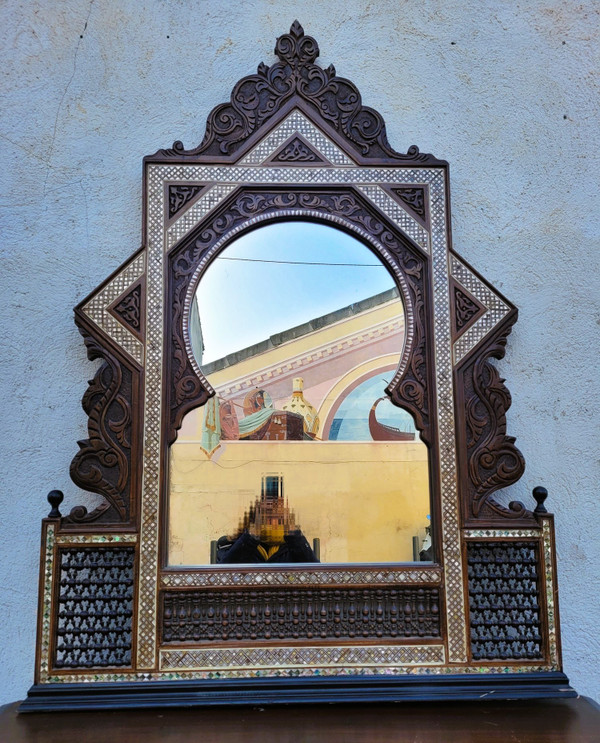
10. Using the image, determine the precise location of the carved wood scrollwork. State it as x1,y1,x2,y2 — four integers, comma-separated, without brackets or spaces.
157,21,439,164
457,315,534,526
167,189,431,446
67,318,141,526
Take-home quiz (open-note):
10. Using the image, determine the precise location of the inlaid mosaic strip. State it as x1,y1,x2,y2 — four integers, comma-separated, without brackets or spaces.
424,170,468,663
463,529,540,539
238,110,354,167
159,645,445,671
542,518,559,667
136,166,166,669
82,252,145,366
161,567,443,588
55,534,139,545
450,254,510,365
356,185,429,252
44,662,558,684
162,164,440,258
39,523,55,683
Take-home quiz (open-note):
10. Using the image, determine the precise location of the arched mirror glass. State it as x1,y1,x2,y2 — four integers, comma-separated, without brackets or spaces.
168,222,432,566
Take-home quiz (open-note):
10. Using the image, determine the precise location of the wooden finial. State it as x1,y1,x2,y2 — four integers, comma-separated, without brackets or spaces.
47,490,64,519
532,486,548,514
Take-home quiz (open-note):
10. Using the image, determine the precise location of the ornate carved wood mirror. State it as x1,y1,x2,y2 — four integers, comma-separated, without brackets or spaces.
22,22,575,711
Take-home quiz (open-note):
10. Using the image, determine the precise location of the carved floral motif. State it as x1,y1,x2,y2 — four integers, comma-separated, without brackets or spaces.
159,22,435,163
392,187,426,221
168,184,205,219
112,284,141,334
460,318,532,524
69,324,134,524
271,136,323,162
453,285,483,333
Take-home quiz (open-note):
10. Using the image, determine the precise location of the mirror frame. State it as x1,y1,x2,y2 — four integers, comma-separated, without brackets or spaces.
22,22,574,711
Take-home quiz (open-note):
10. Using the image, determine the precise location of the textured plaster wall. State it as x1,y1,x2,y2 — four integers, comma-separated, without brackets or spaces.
1,0,598,704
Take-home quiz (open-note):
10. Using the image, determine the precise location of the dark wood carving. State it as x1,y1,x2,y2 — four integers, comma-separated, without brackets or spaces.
467,542,543,661
453,286,484,335
457,316,533,525
155,22,440,165
269,136,325,163
167,189,431,446
392,187,427,222
162,587,441,644
168,184,206,219
110,283,143,339
68,321,136,525
54,547,135,669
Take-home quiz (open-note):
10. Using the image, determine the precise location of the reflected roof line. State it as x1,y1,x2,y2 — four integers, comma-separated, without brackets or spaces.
202,287,400,375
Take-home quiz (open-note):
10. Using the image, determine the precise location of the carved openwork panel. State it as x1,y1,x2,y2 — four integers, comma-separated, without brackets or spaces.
467,542,543,662
54,547,135,669
24,22,572,711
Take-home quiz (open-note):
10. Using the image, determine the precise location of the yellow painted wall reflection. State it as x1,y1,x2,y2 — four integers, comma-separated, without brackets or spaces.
168,439,430,565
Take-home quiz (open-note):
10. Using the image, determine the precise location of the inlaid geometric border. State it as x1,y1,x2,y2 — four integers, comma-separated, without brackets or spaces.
356,184,429,252
55,533,139,545
463,529,540,539
159,645,446,671
450,254,510,365
38,523,55,683
239,109,354,167
81,252,145,366
542,518,559,668
161,567,443,588
44,661,558,684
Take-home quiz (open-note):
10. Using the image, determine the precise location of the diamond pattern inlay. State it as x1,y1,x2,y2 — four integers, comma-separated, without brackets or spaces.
55,534,139,545
167,184,237,250
82,253,145,366
463,529,540,539
239,110,354,167
160,645,445,671
161,567,443,588
542,518,559,667
356,185,429,252
39,523,55,683
450,255,510,365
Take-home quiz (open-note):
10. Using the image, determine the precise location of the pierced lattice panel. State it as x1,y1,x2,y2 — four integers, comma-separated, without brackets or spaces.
54,547,135,669
467,542,543,662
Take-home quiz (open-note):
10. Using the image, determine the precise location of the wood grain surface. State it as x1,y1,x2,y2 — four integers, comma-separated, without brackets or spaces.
6,697,600,743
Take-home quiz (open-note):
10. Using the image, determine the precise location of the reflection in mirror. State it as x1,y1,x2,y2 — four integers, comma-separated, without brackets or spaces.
168,222,432,566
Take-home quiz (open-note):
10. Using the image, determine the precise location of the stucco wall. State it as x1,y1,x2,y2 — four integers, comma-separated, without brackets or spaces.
1,0,598,704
